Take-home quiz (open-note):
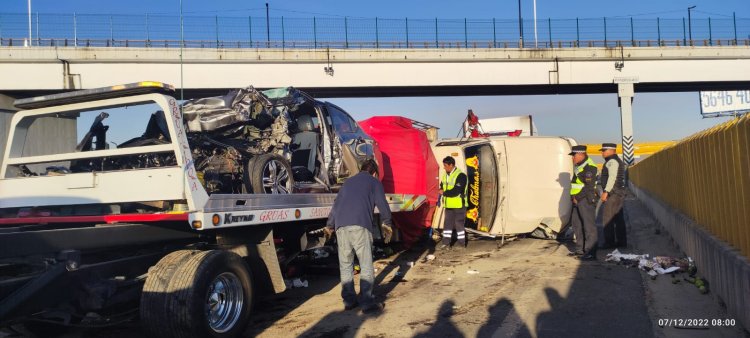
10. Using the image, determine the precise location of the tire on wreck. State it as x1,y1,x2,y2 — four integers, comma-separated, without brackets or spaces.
243,153,294,194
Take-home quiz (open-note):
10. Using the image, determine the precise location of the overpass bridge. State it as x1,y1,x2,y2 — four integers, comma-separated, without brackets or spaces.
1,45,749,163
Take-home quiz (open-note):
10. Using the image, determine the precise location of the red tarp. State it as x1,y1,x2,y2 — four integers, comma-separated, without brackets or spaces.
359,116,439,247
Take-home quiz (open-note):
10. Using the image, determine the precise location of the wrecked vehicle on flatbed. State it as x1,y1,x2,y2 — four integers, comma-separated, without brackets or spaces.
12,85,378,199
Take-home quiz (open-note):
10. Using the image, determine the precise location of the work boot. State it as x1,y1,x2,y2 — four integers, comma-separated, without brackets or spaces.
567,250,583,257
579,253,596,261
438,244,451,251
362,302,384,314
344,301,359,311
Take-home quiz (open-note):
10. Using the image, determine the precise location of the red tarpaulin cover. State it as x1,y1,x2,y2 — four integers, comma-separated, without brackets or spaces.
359,116,439,247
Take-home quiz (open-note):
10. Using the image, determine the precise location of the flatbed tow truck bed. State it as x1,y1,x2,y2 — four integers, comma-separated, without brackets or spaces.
0,82,425,338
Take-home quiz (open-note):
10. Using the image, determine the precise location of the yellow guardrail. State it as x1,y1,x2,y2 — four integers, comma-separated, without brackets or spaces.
629,116,750,260
584,142,676,156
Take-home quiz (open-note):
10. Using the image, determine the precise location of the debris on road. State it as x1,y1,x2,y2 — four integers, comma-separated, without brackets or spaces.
284,278,309,288
466,269,480,275
605,250,708,292
605,249,689,275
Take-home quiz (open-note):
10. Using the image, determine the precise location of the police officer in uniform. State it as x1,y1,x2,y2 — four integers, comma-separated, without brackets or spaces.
599,143,628,248
438,156,468,250
568,145,599,260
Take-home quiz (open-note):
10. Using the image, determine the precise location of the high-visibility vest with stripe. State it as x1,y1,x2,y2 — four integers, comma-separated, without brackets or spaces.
441,168,468,209
570,157,597,196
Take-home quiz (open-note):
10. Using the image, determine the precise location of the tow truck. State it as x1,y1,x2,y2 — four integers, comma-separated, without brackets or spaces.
0,82,424,337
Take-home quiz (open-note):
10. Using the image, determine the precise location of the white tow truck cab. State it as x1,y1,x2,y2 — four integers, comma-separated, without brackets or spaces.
0,82,424,337
431,136,575,238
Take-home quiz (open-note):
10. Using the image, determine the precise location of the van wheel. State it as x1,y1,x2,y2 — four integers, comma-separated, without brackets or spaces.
244,154,294,194
141,250,253,338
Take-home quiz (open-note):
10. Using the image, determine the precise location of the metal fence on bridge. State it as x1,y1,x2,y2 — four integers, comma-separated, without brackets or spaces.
0,12,749,49
630,116,750,260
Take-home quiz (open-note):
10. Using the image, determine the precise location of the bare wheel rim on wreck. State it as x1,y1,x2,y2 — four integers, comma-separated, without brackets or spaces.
262,158,292,194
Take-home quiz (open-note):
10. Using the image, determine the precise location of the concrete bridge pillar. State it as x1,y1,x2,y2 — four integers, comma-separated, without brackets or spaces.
617,82,635,165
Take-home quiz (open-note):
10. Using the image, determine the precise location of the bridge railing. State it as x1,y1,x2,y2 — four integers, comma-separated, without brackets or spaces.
0,13,748,49
629,115,750,260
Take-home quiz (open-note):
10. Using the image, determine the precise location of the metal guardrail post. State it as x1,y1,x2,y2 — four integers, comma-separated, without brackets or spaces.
313,17,318,49
464,18,468,48
344,17,349,48
281,16,285,49
110,15,114,46
657,17,661,46
548,18,552,48
375,17,379,49
146,14,150,47
215,15,220,48
682,17,687,46
492,18,496,48
405,17,409,47
733,12,738,45
434,18,438,48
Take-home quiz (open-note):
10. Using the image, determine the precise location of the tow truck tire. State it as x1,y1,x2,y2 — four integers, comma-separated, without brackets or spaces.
244,153,294,194
141,250,195,337
143,250,253,338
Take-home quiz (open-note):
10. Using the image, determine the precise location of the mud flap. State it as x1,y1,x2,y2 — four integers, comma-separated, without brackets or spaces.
217,227,286,294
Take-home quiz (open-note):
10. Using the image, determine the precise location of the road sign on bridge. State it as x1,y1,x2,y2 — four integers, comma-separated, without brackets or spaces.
700,90,750,117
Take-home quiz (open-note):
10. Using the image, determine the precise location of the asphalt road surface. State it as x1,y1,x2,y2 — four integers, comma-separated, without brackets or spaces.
2,196,747,338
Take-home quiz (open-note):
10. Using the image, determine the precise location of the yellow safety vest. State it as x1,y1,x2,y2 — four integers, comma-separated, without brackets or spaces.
441,168,468,209
571,157,597,196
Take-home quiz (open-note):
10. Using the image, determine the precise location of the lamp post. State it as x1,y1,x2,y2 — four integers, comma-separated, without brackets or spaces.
688,6,696,44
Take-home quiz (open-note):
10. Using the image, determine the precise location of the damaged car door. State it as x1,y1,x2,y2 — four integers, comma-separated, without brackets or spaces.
323,103,375,184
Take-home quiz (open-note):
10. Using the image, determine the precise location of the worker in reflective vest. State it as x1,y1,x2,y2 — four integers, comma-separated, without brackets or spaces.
439,156,468,250
599,143,628,248
568,145,599,260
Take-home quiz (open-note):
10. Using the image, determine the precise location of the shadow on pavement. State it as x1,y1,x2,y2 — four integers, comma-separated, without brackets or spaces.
413,300,465,338
291,239,434,337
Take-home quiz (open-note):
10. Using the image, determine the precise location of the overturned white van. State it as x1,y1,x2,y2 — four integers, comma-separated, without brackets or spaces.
431,136,576,238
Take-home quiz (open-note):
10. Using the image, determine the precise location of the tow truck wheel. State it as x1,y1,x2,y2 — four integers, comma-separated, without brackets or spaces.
141,250,253,338
141,250,195,337
244,154,294,194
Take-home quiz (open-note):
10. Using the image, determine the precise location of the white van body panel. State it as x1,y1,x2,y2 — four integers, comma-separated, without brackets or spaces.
430,136,575,237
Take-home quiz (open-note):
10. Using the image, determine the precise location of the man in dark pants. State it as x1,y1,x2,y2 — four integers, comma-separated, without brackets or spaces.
599,143,628,248
568,145,599,260
324,159,393,314
438,156,468,250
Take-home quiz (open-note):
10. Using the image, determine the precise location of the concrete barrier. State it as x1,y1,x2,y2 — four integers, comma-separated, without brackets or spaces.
631,183,750,331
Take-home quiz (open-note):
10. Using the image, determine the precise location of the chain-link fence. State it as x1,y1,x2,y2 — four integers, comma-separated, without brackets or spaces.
0,13,748,48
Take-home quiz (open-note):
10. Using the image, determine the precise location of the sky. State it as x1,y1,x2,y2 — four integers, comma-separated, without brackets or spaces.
6,0,748,143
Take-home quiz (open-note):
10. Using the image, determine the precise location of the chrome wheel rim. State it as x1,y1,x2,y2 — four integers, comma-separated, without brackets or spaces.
262,159,291,194
205,272,244,333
